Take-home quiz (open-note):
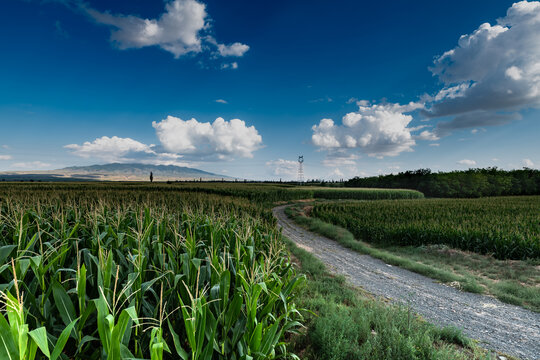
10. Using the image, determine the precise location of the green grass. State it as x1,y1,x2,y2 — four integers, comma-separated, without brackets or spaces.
286,204,540,312
284,238,495,360
380,245,540,311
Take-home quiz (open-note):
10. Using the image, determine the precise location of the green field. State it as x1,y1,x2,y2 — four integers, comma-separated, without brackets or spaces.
0,182,487,359
312,196,540,260
2,182,423,204
0,184,304,359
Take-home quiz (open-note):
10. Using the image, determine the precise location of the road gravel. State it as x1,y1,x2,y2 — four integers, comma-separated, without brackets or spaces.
273,205,540,360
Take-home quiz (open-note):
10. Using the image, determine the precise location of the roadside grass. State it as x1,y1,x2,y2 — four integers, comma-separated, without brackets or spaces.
285,204,540,313
284,237,495,360
382,245,540,311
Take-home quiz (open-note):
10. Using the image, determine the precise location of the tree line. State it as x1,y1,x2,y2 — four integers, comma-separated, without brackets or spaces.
345,168,540,198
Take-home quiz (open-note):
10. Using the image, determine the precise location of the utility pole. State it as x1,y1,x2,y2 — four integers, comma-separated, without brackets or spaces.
297,156,304,183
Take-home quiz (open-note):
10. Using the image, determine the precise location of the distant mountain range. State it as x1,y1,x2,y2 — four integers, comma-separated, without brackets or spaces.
0,163,232,182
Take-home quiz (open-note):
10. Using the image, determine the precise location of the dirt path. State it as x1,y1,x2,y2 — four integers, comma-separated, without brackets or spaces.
273,205,540,360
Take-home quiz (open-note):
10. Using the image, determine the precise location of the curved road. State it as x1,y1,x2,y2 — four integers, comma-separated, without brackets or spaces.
273,205,540,360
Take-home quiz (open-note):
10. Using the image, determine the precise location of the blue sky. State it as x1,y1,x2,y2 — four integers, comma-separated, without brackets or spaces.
1,0,539,180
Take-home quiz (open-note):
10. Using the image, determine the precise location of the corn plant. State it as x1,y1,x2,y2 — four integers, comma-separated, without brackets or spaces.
312,196,540,259
0,183,306,359
0,261,77,359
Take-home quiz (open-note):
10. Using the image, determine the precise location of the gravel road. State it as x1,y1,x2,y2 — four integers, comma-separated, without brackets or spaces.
273,205,540,360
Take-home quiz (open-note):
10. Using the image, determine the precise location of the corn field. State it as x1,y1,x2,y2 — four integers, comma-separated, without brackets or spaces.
169,183,424,202
311,196,540,260
0,184,304,359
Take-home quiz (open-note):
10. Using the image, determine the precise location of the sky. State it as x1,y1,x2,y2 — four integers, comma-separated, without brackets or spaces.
1,0,539,180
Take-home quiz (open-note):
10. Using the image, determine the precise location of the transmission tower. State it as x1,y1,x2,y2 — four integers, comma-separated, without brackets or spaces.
297,155,304,182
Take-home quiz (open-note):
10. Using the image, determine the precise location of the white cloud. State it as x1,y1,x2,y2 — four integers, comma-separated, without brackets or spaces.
65,136,153,160
85,0,207,58
388,165,401,170
321,152,359,167
425,1,540,132
346,98,371,106
357,100,370,106
12,161,51,169
505,65,523,80
265,159,298,177
415,130,439,141
83,0,248,60
1,145,9,149
312,102,423,158
429,143,440,147
152,116,262,159
221,62,238,70
457,159,477,166
215,99,228,104
523,158,535,167
327,168,345,179
65,136,188,166
0,155,12,160
66,115,262,165
492,158,500,161
217,42,250,57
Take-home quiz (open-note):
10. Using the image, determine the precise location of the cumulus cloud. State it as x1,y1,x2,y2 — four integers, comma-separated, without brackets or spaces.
152,116,262,159
12,161,51,169
65,136,188,166
266,159,298,177
215,99,228,104
83,0,249,59
65,136,151,159
523,158,535,167
0,155,12,160
217,42,250,57
312,2,540,157
457,159,477,166
312,102,423,158
424,1,540,133
414,130,439,141
66,115,262,165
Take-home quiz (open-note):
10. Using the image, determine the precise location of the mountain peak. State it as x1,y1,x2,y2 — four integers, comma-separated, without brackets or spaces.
1,163,232,182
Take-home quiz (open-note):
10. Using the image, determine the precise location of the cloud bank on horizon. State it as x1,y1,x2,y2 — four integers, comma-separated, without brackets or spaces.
312,1,540,167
